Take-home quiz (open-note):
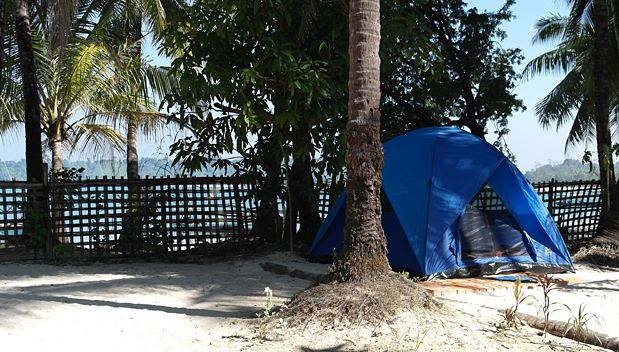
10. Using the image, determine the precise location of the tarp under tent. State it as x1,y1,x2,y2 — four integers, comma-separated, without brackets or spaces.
309,126,574,280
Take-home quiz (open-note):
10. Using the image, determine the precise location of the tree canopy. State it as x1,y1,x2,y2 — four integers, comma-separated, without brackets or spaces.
380,0,525,159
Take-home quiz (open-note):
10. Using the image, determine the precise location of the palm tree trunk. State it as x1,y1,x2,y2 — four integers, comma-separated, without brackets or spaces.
14,0,44,183
49,130,64,172
127,118,139,179
48,129,68,245
611,0,619,48
15,0,49,258
126,15,143,180
0,0,6,77
332,0,390,282
592,0,613,225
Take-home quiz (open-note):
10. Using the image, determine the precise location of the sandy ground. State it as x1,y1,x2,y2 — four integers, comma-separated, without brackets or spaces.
0,252,617,352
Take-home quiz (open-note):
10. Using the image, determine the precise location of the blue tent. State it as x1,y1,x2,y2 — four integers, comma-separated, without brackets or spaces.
310,127,573,280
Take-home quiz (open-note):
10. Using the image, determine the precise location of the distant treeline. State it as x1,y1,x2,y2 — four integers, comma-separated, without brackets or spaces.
524,159,604,182
0,157,608,182
0,158,232,181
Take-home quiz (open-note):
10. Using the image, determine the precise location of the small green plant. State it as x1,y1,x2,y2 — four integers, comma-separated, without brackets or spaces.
530,273,566,337
19,201,48,248
52,243,85,264
564,303,604,344
143,221,171,260
499,276,535,329
255,286,287,340
90,225,106,260
49,167,85,183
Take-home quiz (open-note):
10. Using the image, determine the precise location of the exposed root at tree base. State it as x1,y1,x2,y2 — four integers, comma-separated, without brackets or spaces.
279,275,435,329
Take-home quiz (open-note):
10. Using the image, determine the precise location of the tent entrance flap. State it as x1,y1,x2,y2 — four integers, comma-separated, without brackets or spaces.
459,204,529,261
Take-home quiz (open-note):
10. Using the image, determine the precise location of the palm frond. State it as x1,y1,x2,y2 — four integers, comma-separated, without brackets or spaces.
67,123,126,160
522,46,577,79
565,96,595,150
535,69,586,129
532,14,570,45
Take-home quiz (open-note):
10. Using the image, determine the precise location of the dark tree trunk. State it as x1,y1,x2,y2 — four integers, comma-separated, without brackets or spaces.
331,0,390,282
15,0,49,258
14,0,44,183
611,0,619,49
0,0,6,77
126,17,143,180
251,134,283,245
284,119,321,247
595,0,619,247
592,0,614,238
288,157,321,246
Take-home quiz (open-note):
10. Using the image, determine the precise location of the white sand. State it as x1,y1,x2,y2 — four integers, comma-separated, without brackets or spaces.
0,252,615,352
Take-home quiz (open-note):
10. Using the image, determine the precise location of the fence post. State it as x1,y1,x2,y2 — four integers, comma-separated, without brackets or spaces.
547,178,555,218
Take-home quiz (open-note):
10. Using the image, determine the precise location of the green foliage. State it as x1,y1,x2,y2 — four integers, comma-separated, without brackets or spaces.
49,167,85,183
52,243,85,265
523,9,619,157
381,0,524,154
161,0,348,177
255,286,287,340
499,276,536,329
530,273,566,337
563,303,604,344
18,201,48,250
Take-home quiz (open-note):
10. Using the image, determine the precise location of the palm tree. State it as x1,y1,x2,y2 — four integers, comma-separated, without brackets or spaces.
331,0,391,282
522,13,599,149
101,43,175,179
100,0,180,179
524,1,619,244
2,0,176,174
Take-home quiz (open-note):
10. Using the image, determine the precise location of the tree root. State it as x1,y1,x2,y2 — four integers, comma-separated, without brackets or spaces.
515,312,619,351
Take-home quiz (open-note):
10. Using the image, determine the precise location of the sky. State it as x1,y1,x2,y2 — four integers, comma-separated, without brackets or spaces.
0,0,586,173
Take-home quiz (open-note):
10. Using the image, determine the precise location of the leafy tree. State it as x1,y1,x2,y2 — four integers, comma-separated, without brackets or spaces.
380,0,524,158
160,0,527,247
161,0,348,245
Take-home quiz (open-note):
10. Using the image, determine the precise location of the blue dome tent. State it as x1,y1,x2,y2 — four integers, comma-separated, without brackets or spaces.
310,127,574,280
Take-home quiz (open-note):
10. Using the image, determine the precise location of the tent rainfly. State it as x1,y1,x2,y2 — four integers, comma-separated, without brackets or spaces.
310,127,574,280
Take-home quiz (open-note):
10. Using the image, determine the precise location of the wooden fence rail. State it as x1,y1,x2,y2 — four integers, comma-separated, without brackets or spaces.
0,177,601,261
